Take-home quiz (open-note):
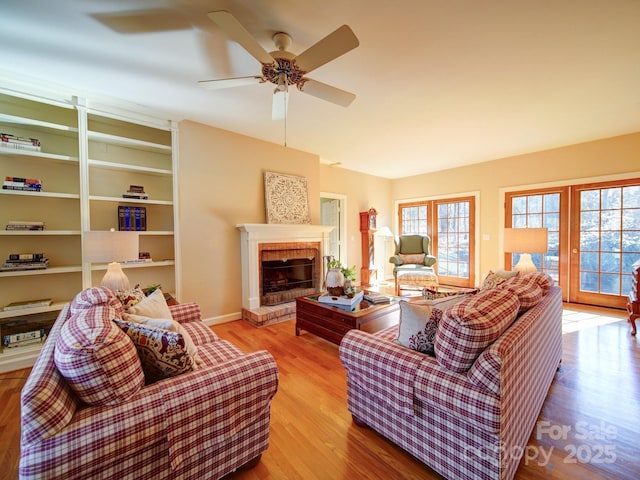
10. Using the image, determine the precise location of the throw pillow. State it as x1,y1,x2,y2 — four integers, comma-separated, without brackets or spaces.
113,319,197,383
70,286,124,317
498,274,545,312
116,286,146,309
422,288,479,300
122,313,202,365
54,306,145,406
434,289,520,373
398,253,426,265
125,288,173,319
396,295,471,355
480,270,514,290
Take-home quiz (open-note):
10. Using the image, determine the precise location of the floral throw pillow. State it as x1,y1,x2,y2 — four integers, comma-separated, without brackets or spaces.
396,295,470,355
113,319,196,384
116,286,146,309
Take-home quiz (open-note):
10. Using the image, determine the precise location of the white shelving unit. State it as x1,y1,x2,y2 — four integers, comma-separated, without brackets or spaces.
0,88,180,372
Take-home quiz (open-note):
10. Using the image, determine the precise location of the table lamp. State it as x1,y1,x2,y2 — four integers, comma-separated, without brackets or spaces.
504,228,548,273
84,230,139,291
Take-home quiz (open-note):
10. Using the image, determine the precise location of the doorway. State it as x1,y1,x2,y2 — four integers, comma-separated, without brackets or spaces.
320,193,347,264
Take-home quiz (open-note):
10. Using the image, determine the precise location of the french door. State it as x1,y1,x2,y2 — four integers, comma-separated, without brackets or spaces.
398,196,476,288
569,180,640,308
507,178,640,309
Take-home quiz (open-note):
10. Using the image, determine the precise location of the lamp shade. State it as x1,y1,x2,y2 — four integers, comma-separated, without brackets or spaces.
375,226,394,237
84,231,139,263
504,228,548,254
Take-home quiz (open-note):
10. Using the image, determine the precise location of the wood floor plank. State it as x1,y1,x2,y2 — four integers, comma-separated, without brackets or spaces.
0,305,637,480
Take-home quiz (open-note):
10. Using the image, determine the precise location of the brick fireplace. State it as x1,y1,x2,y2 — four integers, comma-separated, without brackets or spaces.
237,223,334,326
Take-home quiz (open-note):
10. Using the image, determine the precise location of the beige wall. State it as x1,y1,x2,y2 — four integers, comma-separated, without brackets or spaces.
391,132,640,280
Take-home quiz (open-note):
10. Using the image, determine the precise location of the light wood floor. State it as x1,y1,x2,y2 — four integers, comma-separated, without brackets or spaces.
0,304,637,480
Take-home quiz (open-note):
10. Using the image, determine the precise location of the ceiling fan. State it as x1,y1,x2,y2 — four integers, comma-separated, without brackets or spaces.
199,11,359,120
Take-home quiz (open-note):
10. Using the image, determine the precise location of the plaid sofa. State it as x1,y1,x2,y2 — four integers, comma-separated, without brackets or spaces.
339,285,563,480
20,288,279,480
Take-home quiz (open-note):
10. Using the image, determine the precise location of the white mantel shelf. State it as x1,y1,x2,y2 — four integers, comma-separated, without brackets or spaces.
237,223,334,311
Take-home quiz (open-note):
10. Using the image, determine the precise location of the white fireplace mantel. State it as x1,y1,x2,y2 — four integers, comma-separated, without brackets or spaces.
237,223,334,311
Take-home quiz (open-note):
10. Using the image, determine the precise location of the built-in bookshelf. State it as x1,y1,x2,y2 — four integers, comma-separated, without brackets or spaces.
0,88,179,372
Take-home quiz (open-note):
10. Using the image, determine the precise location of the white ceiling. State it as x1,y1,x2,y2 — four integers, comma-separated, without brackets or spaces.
2,0,639,179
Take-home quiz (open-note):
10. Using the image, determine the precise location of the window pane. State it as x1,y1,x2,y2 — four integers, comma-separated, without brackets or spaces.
601,231,621,251
623,186,640,208
543,213,560,230
580,271,599,292
544,194,560,212
527,214,543,228
622,232,640,253
580,231,599,251
581,211,600,231
601,210,621,230
600,273,620,295
580,252,599,271
528,195,543,213
512,197,527,214
601,188,621,210
581,190,600,210
600,252,620,273
622,208,640,229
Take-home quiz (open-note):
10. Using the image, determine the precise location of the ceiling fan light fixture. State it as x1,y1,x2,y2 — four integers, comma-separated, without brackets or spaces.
275,72,288,93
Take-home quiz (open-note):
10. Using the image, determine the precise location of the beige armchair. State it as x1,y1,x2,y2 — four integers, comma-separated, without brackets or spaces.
389,234,438,295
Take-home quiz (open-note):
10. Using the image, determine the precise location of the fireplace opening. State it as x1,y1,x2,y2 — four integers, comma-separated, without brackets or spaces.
263,258,313,292
259,243,320,306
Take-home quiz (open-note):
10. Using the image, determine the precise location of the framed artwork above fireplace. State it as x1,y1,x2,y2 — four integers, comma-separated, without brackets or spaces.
264,171,311,224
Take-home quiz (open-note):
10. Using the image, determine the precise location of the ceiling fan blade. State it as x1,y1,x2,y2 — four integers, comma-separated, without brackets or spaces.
91,9,192,34
208,10,274,65
299,79,356,107
198,76,263,90
272,90,289,120
293,25,359,74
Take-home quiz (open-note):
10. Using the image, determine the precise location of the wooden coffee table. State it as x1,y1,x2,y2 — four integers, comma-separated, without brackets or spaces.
295,293,400,345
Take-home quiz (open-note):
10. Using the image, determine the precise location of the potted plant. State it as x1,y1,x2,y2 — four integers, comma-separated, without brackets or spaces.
326,259,357,297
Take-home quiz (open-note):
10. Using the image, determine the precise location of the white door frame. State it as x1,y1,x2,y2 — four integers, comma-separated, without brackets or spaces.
320,192,347,264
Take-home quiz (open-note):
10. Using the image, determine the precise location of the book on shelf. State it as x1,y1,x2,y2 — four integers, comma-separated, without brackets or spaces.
3,184,42,192
123,184,148,200
363,292,391,304
1,133,41,147
118,206,147,231
5,220,45,231
3,328,47,348
9,253,45,261
1,133,42,152
1,261,49,271
2,253,49,271
122,193,149,199
3,298,52,311
3,177,42,191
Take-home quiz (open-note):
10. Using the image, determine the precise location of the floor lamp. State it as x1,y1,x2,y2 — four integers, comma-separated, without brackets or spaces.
504,228,548,273
84,230,139,291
